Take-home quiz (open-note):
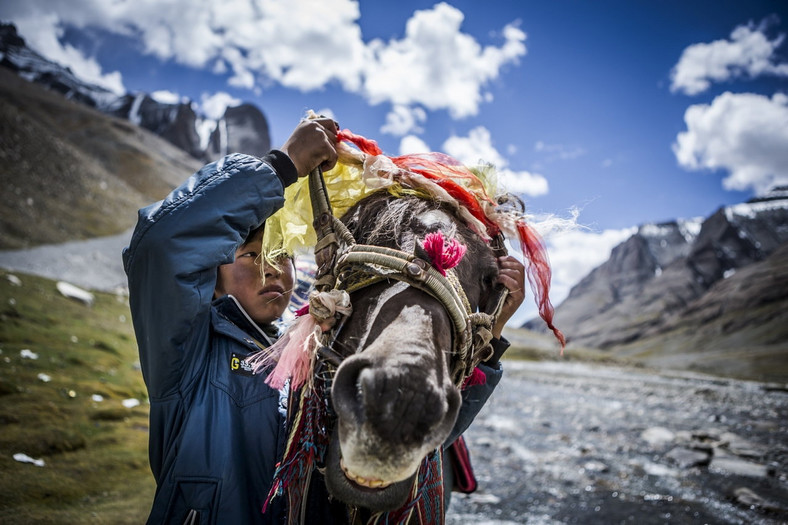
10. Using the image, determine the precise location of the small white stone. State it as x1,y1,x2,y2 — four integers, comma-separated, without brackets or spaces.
13,453,45,467
641,426,675,446
20,349,39,360
56,281,94,307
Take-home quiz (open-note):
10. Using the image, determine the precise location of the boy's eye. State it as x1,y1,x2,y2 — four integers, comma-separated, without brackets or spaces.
240,251,258,259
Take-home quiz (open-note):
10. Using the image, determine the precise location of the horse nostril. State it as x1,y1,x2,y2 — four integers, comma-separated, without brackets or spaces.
331,356,371,423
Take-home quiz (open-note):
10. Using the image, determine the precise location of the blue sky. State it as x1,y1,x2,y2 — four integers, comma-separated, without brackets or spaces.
2,0,787,324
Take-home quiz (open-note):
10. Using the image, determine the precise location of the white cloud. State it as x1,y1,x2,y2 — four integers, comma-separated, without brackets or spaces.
443,126,507,167
546,227,636,306
673,91,788,194
399,135,431,155
443,126,549,197
381,105,427,136
670,20,788,95
363,3,525,118
199,91,242,120
498,168,549,197
1,0,525,121
533,140,586,162
151,90,184,105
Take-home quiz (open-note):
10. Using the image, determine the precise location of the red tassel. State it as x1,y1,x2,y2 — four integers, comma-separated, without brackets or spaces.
462,367,487,389
422,232,467,276
294,305,309,318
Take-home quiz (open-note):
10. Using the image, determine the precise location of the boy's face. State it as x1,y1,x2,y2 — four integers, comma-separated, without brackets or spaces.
214,232,294,326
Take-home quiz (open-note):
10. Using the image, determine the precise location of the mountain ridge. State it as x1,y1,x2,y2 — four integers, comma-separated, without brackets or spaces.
526,188,788,381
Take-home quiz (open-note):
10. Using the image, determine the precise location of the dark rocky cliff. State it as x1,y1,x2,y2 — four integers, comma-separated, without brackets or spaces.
0,23,271,162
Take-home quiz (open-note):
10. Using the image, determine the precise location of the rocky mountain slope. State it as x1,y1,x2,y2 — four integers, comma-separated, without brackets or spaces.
0,22,275,250
527,188,788,381
0,64,203,249
0,23,270,164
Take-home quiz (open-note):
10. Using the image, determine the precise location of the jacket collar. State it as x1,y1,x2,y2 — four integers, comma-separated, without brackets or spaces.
212,295,278,347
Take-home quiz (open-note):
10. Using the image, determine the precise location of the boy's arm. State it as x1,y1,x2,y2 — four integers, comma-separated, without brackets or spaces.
123,152,296,399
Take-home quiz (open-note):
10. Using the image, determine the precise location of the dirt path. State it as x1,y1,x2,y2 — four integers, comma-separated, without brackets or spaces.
447,361,788,524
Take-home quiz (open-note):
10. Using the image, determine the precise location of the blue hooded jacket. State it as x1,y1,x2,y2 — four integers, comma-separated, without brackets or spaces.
123,152,502,524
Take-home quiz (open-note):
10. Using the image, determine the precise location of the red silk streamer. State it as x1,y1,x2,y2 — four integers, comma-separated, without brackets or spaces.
516,219,566,352
337,128,383,156
393,155,501,238
337,130,500,237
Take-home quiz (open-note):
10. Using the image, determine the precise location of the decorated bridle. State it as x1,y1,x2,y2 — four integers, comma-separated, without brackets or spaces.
306,161,510,389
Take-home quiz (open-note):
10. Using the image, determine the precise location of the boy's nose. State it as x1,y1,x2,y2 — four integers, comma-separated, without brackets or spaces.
263,263,281,278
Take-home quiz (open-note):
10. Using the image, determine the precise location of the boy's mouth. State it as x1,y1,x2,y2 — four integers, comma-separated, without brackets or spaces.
259,284,285,297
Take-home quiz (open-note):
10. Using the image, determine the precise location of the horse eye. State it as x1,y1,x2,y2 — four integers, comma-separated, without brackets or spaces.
482,266,499,287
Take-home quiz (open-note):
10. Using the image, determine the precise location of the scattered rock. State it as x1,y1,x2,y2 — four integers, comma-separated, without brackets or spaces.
6,274,22,286
641,426,675,447
56,281,94,306
641,461,679,477
582,461,609,473
665,446,711,468
20,349,38,360
13,453,45,467
719,432,767,459
467,493,501,505
731,486,787,514
709,456,770,478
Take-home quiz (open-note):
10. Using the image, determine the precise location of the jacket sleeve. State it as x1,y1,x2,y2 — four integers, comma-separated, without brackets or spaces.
122,152,297,400
444,336,508,446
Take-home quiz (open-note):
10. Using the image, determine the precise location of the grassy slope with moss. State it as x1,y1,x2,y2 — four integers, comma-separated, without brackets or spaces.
0,270,153,523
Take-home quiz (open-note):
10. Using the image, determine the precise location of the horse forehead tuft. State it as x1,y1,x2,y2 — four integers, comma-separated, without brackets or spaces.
415,210,458,236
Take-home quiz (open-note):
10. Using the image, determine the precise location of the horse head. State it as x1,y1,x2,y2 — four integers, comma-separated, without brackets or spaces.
323,192,502,512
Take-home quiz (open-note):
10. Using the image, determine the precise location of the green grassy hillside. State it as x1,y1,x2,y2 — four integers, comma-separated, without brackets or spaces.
0,270,152,523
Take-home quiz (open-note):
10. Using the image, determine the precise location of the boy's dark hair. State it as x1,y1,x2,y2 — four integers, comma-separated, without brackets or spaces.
244,224,265,245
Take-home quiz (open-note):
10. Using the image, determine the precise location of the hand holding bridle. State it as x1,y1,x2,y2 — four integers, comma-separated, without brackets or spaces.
281,117,339,177
492,255,526,339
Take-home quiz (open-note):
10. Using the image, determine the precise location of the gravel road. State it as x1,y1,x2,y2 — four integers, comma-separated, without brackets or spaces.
447,361,788,524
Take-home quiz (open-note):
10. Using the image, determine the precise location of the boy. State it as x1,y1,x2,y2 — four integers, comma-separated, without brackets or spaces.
123,117,523,523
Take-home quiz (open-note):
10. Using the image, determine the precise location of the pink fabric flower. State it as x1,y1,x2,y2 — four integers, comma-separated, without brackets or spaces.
422,231,467,276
